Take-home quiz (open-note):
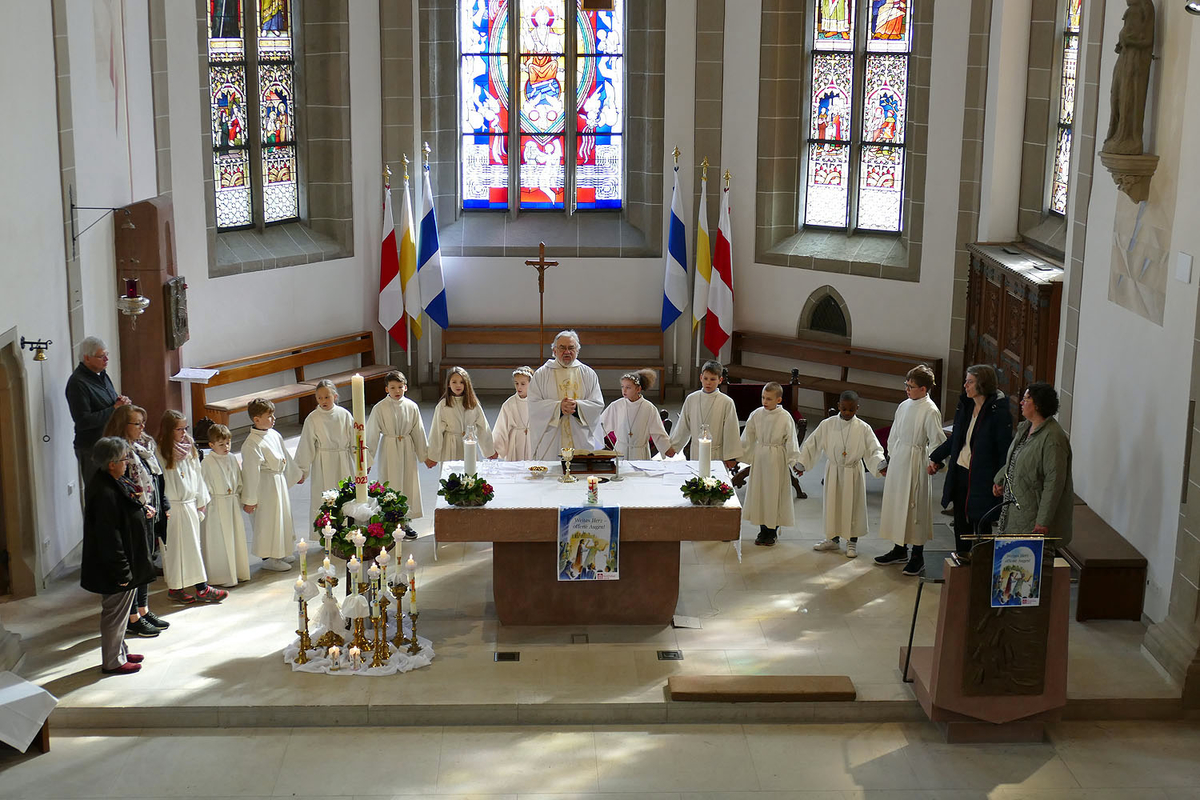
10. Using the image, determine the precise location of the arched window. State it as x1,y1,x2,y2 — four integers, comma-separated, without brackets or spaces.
207,0,300,231
803,0,911,233
1049,0,1082,216
809,295,848,337
459,0,624,212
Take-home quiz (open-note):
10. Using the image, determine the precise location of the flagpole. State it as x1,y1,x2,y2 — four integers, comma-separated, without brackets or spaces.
396,158,411,372
424,142,434,387
695,158,709,371
672,147,680,384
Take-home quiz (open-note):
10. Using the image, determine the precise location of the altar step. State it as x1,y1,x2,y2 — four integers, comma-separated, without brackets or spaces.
667,675,857,702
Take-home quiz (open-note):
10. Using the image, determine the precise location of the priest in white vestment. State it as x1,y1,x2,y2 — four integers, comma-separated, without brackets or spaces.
527,330,606,459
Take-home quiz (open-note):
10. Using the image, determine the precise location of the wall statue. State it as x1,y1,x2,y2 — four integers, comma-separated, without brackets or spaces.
1103,0,1155,156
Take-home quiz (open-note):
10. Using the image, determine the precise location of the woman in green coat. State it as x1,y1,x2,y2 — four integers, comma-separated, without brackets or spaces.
992,382,1073,548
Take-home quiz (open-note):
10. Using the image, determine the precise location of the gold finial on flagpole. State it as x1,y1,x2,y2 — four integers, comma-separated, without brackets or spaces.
423,141,431,166
402,154,410,182
701,157,709,180
724,169,731,189
383,164,391,189
672,146,681,166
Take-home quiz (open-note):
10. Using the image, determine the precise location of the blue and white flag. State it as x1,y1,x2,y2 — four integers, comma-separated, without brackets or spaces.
418,165,449,330
661,166,689,332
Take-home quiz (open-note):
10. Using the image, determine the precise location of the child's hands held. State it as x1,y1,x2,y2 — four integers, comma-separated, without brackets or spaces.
243,504,257,513
424,459,438,469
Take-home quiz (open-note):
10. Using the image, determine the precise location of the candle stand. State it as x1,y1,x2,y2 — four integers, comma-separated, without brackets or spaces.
315,575,345,651
408,611,423,655
351,581,372,650
371,595,391,667
295,598,314,665
391,581,411,647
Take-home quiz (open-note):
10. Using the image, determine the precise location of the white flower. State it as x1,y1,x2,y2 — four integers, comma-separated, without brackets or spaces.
321,490,338,503
702,476,720,490
384,491,398,502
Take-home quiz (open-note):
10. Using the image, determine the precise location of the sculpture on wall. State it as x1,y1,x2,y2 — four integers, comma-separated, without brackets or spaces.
1099,0,1159,202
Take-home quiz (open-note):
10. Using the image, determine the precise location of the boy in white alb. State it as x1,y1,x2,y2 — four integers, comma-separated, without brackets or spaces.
493,367,534,461
597,369,675,460
670,360,742,468
241,397,303,572
200,424,250,587
741,383,803,547
801,391,887,558
294,380,356,529
425,367,495,465
366,370,427,538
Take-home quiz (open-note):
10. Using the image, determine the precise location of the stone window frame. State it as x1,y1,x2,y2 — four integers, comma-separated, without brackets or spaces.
420,0,665,260
755,0,934,283
798,285,852,343
197,0,355,278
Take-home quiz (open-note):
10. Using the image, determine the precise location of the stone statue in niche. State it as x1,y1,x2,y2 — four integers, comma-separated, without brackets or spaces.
1104,0,1155,155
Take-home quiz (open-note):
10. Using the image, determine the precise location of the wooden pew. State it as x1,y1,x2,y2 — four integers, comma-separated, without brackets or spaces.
189,331,394,428
727,330,944,415
1062,504,1148,622
439,324,666,400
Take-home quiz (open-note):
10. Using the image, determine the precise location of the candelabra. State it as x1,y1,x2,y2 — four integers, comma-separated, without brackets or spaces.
315,575,345,651
371,595,391,667
407,611,423,655
295,596,314,665
391,580,411,648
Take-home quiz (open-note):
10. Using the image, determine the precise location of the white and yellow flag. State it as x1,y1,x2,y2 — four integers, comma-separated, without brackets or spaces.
691,172,711,331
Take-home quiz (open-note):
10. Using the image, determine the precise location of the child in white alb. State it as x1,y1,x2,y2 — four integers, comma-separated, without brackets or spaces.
200,424,250,587
157,411,225,603
493,366,534,461
294,380,355,531
670,359,742,469
366,370,427,538
741,383,802,547
597,369,675,460
241,397,303,572
425,367,495,466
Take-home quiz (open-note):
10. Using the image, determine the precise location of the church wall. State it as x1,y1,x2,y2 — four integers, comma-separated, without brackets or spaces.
1069,0,1200,622
0,2,85,578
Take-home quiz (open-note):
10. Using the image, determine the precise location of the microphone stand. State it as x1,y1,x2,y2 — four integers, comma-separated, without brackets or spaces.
951,498,1019,565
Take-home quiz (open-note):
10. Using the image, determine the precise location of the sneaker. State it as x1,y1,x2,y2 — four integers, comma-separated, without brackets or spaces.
260,558,292,572
101,662,141,675
874,545,909,566
167,588,196,604
141,611,170,630
813,539,841,552
193,586,227,604
902,555,925,576
126,618,161,638
754,531,777,547
125,653,145,664
845,541,858,559
403,525,418,541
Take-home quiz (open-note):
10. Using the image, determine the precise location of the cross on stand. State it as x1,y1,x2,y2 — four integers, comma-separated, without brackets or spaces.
525,242,559,362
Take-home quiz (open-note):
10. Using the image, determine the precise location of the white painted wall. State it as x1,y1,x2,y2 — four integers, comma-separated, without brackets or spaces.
978,0,1031,242
1070,0,1200,622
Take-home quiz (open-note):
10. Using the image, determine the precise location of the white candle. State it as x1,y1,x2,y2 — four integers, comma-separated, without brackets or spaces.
329,645,340,662
350,530,366,563
352,374,368,503
349,646,361,669
406,555,416,577
464,434,477,476
348,556,360,593
391,528,404,580
698,425,712,479
322,556,332,572
296,539,309,578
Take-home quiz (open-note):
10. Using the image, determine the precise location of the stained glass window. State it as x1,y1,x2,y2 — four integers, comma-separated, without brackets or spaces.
803,0,911,233
1050,0,1082,216
458,0,624,212
207,0,301,231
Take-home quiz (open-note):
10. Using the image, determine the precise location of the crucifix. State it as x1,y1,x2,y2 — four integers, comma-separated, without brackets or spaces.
525,241,559,361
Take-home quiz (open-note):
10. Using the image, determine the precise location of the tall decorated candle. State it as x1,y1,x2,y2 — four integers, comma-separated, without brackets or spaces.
698,423,713,479
464,424,478,476
367,562,381,614
351,373,368,503
391,527,404,580
322,523,335,555
296,538,309,578
348,556,360,594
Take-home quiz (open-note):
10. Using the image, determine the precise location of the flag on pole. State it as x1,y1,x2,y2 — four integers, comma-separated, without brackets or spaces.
398,172,422,341
661,166,689,332
418,165,449,331
378,178,407,349
704,182,734,355
691,172,711,331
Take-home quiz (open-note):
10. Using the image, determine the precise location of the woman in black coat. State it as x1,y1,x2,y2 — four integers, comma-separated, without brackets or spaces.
81,437,157,675
927,365,1013,558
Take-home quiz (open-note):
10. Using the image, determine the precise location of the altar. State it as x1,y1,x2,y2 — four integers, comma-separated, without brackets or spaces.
434,461,742,625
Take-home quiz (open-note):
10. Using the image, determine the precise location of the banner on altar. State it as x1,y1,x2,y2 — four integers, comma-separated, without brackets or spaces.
557,506,620,581
990,538,1044,608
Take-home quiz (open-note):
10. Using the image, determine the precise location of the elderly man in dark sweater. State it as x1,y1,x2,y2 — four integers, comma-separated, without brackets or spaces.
66,336,130,492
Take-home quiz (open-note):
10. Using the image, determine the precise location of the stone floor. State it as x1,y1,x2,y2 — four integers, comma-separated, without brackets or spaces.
0,396,1181,729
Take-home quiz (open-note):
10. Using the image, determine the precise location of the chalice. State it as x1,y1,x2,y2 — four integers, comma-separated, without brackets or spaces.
559,447,578,483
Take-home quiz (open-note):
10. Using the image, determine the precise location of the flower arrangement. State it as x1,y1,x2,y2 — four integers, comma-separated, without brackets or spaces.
437,473,495,507
313,477,408,556
680,475,734,506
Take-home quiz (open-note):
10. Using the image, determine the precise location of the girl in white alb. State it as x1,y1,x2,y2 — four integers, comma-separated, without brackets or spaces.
157,411,226,603
294,380,356,527
597,369,676,460
366,370,428,533
200,425,251,587
493,367,534,461
425,367,496,465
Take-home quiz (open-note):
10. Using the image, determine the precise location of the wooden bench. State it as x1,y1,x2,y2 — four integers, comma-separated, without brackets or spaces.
190,331,394,428
1062,504,1148,622
439,324,666,400
727,330,944,415
720,369,808,499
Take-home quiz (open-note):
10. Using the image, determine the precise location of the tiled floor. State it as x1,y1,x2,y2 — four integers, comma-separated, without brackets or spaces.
0,397,1180,727
3,721,1200,797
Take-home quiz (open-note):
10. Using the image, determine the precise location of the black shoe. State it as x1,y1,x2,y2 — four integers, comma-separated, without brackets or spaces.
126,618,161,638
403,525,418,541
902,555,925,576
141,611,170,630
874,545,909,565
754,531,777,547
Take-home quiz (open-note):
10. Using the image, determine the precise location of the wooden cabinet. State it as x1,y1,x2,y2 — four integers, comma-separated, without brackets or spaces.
964,243,1063,419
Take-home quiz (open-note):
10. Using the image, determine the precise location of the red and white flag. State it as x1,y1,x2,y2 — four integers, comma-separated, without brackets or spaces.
378,178,407,350
704,183,734,355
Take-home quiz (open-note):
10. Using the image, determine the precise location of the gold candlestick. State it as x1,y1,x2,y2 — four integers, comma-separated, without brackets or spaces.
315,575,345,651
407,611,422,655
295,597,313,665
350,580,372,650
372,595,391,667
392,581,411,647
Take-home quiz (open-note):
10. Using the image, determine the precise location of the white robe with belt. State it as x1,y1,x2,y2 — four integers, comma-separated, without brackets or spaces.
740,407,803,528
797,415,886,539
427,397,495,462
162,450,211,589
878,395,947,545
241,427,302,559
294,405,355,526
201,452,250,586
670,389,744,461
493,394,532,461
366,395,428,519
527,359,605,458
597,396,671,460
